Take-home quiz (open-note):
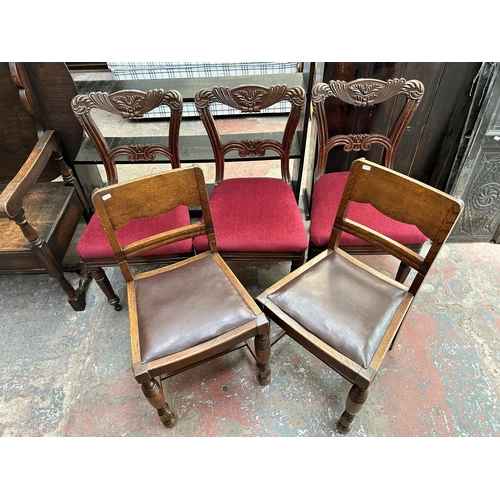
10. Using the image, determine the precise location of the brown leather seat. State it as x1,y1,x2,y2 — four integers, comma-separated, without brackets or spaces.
136,254,260,363
267,251,407,368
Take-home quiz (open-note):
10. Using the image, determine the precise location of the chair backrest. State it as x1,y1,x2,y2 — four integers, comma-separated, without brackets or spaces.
92,166,216,282
194,84,306,184
312,78,424,182
329,158,464,295
0,62,81,184
71,89,183,185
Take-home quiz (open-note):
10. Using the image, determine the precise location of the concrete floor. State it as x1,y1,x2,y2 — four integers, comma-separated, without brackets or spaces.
1,237,499,437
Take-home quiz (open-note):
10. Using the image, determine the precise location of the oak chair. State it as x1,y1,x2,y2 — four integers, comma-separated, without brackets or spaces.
0,62,92,311
308,78,427,282
71,88,192,311
257,158,463,434
192,84,309,270
92,166,271,427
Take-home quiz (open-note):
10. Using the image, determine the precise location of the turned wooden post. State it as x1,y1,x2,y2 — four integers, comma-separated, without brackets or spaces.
336,384,369,434
141,377,176,428
254,331,271,386
54,149,92,222
89,266,122,311
12,209,86,311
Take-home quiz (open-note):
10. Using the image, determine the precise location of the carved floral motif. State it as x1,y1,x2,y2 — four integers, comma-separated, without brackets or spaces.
472,182,500,209
72,89,182,118
456,152,500,237
314,78,424,107
196,85,305,113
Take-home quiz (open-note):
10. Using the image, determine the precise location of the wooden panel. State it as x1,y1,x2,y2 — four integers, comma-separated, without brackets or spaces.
449,64,500,242
0,63,43,183
22,63,84,165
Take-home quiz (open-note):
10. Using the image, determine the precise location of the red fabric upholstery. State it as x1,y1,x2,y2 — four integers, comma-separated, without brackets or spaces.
193,177,308,253
309,172,428,248
76,206,192,259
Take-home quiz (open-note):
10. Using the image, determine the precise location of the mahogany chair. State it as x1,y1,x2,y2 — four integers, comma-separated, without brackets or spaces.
308,78,426,282
0,62,92,311
257,158,463,434
71,88,192,311
92,166,271,427
192,84,309,270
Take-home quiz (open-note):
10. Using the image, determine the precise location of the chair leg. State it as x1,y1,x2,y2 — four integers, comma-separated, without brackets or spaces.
336,384,369,434
291,253,306,272
12,210,88,311
89,266,122,311
395,262,411,283
254,330,271,386
141,377,176,428
306,243,323,262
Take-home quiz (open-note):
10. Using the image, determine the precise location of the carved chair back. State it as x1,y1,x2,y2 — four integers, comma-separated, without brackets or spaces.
329,158,464,295
194,84,306,184
71,89,183,185
312,78,425,182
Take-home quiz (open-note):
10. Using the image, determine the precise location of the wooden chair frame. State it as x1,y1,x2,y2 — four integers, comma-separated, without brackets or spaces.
71,88,191,310
92,166,271,427
257,158,463,434
194,84,308,270
308,77,426,281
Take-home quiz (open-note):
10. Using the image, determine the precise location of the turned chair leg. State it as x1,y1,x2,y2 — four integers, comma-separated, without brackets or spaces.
336,384,369,434
291,253,306,272
141,377,176,428
90,266,122,311
254,330,271,386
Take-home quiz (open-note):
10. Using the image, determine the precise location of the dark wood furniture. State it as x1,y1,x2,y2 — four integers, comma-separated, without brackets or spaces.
257,158,464,434
192,84,309,270
71,88,193,310
92,166,271,427
0,62,92,311
446,62,500,243
72,65,315,199
308,77,427,282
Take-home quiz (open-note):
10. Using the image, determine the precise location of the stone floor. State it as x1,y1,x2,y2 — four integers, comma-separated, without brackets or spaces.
1,240,499,438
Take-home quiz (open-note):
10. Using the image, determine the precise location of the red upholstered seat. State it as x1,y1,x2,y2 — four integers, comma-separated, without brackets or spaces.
193,177,308,253
77,206,192,259
309,172,428,248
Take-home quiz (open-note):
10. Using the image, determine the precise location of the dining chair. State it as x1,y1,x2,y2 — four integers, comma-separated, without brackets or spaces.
308,77,426,282
256,158,463,434
92,166,271,427
192,83,309,271
71,88,192,311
